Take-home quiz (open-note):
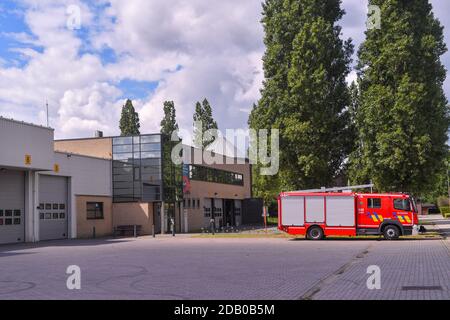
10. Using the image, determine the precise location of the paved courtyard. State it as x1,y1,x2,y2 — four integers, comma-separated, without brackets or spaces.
1,229,449,300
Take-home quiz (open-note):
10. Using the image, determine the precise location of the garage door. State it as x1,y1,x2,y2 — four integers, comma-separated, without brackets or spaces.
0,170,25,245
39,175,68,241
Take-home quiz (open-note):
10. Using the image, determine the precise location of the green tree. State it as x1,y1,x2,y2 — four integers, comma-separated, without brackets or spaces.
193,98,219,149
119,99,140,136
160,101,179,136
248,0,353,202
349,0,449,195
160,101,182,207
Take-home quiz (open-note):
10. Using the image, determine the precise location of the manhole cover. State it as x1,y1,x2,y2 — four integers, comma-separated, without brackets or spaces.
402,286,443,291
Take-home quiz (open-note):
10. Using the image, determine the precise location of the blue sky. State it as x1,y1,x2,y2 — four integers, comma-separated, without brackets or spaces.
0,0,449,140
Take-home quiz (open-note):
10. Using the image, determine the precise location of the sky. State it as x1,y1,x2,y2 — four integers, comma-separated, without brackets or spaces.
0,0,449,140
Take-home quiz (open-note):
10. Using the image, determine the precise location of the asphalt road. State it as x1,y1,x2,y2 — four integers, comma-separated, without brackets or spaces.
0,233,449,300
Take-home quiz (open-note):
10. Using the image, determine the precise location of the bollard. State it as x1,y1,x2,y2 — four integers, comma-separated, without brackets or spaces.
134,225,137,238
171,218,175,237
152,224,155,238
93,226,96,239
210,219,215,235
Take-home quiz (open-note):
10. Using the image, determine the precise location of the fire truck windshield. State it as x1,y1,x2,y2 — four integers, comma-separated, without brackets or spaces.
393,198,411,211
410,197,418,213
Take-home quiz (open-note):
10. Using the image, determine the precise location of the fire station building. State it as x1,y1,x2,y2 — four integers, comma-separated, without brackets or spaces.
0,116,261,245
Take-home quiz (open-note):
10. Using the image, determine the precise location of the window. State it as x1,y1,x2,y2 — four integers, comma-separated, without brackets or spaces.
368,198,381,208
141,135,161,143
188,165,244,186
87,202,104,220
394,199,411,211
113,144,133,153
141,144,161,152
113,137,133,145
0,210,3,217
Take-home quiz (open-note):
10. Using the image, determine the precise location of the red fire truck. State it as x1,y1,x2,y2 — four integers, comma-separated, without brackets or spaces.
278,190,419,240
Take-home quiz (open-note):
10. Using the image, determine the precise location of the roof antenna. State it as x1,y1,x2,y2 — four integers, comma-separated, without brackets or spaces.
46,100,49,127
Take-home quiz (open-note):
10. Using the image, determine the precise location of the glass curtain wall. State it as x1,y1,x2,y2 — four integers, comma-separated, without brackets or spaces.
112,135,162,203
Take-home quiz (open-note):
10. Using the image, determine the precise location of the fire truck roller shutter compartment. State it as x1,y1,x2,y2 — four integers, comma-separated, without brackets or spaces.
39,175,68,241
326,196,355,227
0,170,25,244
281,196,305,226
305,196,325,223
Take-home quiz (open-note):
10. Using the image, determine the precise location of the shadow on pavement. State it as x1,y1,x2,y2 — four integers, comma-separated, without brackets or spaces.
0,238,134,253
288,236,441,242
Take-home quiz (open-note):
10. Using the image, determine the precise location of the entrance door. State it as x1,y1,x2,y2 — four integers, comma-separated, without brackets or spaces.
224,200,235,227
39,175,68,241
213,199,223,228
0,170,25,244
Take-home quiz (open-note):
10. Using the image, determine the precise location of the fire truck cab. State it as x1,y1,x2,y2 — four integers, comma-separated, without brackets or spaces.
278,192,418,240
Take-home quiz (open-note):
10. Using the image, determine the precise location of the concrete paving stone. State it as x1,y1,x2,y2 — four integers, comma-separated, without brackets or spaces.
0,235,448,300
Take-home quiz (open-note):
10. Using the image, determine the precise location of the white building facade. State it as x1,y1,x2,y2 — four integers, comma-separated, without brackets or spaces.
0,117,111,245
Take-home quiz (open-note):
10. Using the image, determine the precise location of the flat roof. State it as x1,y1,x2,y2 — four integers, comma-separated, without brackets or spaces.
55,135,250,161
0,116,54,131
55,133,161,142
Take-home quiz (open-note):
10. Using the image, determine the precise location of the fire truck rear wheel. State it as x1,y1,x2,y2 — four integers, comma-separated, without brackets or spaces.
383,225,400,240
307,226,324,240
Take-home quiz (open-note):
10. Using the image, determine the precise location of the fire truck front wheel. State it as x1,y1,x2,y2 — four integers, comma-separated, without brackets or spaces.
307,226,324,240
383,225,400,240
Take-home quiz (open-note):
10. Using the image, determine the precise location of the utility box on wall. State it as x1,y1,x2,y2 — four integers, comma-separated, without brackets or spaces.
242,198,263,225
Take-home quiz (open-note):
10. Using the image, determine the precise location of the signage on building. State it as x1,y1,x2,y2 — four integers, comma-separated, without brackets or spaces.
182,164,191,193
24,154,32,165
54,164,60,173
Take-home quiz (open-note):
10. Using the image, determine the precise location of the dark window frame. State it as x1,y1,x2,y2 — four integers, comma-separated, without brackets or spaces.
367,198,382,209
393,199,411,211
188,165,244,186
86,202,104,220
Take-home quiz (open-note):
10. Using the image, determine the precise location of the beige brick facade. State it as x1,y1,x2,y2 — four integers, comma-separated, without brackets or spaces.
54,138,113,159
76,195,113,238
112,202,155,235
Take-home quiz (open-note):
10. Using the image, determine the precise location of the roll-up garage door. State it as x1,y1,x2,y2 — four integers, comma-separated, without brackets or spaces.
0,170,25,245
39,175,68,241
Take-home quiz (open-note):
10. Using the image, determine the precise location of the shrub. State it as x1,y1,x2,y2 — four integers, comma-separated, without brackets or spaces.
439,206,450,218
436,196,449,208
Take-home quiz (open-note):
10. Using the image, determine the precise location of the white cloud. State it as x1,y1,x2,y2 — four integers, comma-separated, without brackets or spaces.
0,0,449,141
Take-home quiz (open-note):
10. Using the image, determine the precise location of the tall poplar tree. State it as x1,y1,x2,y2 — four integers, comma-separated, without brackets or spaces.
193,98,219,149
249,0,353,201
119,99,140,136
350,0,449,194
160,101,179,136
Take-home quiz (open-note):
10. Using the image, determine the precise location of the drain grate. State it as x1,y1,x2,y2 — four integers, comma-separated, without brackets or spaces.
402,286,443,291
